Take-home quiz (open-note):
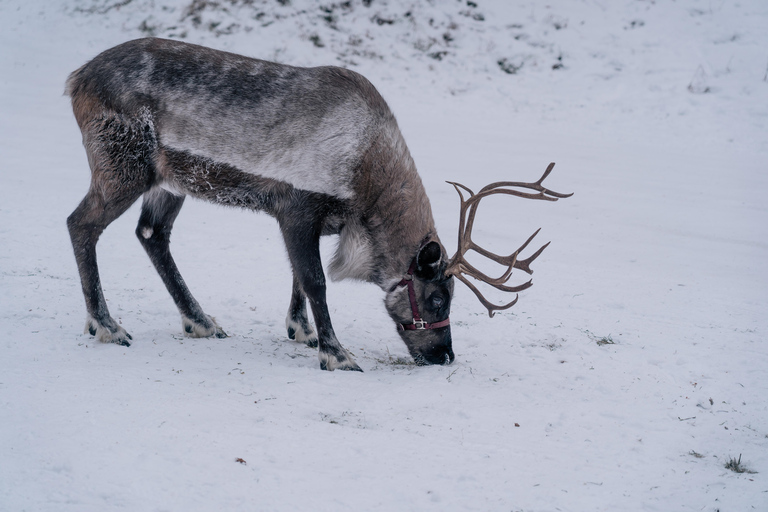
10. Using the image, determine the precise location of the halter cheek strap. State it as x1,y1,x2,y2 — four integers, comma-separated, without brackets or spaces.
396,256,451,332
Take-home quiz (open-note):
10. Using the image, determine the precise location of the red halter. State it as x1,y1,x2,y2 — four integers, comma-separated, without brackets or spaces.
396,256,451,331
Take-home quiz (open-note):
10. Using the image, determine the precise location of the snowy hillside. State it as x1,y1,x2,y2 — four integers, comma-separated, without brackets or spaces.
1,0,767,510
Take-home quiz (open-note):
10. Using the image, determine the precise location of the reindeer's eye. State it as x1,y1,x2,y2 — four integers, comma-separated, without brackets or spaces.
431,296,444,309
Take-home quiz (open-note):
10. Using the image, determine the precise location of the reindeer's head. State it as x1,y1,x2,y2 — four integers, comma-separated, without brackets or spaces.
385,241,455,365
386,163,572,366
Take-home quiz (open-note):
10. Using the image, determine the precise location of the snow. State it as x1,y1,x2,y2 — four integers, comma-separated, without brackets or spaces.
1,0,767,510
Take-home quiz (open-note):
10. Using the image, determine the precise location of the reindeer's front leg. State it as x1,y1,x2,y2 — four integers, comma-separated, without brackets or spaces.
286,273,318,348
279,217,362,372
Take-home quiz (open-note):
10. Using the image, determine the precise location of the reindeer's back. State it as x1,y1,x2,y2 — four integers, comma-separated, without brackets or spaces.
66,38,400,199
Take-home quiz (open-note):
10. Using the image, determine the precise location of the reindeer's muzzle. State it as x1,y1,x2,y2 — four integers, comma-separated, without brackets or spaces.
416,338,455,366
401,324,454,366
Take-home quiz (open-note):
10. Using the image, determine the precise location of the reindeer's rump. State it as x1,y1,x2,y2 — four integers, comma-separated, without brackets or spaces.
66,38,393,199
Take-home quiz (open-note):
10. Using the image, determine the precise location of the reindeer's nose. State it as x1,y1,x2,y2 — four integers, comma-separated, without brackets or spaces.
417,344,454,366
431,345,454,365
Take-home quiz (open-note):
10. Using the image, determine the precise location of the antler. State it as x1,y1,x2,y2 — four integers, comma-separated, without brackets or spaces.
445,162,573,317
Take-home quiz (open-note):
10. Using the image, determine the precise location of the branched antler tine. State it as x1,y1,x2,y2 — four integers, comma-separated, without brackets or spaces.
474,163,572,201
464,230,550,276
463,190,483,245
456,259,515,289
536,162,556,185
537,163,574,199
544,189,574,199
456,238,519,284
446,181,476,264
453,273,519,318
446,181,475,199
468,228,541,271
470,186,558,202
514,241,551,274
460,262,534,293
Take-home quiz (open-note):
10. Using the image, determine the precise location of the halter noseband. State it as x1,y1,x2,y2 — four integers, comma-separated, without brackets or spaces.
395,251,451,332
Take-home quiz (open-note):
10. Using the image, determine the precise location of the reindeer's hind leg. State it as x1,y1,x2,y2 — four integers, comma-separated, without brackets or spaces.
68,190,144,345
136,188,226,338
286,273,318,347
67,114,156,345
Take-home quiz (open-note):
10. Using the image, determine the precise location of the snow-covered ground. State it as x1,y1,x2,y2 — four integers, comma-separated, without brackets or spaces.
1,1,767,510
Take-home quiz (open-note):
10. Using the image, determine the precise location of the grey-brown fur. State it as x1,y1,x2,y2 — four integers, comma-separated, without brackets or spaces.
66,38,454,370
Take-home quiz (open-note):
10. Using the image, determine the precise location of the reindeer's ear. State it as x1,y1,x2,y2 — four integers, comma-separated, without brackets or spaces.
415,241,443,281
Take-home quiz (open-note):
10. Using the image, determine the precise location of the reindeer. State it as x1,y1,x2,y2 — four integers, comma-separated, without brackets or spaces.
65,38,571,371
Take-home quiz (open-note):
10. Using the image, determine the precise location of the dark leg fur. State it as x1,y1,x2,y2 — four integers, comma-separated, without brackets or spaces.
160,148,355,363
286,273,318,347
67,112,157,345
136,188,226,338
279,216,361,371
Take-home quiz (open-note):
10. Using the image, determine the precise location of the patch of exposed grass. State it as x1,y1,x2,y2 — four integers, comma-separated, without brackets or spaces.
596,334,615,346
724,454,757,474
583,329,615,346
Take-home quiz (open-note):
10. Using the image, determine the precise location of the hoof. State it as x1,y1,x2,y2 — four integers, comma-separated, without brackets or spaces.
286,318,318,348
84,316,132,346
319,348,362,372
182,314,227,339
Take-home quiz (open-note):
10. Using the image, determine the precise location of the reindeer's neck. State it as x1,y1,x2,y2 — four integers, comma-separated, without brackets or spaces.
353,123,441,289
